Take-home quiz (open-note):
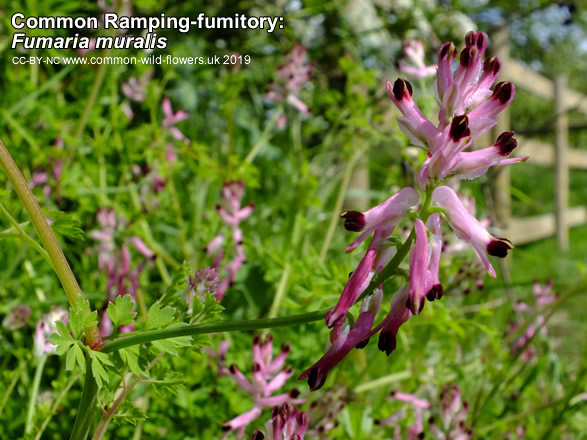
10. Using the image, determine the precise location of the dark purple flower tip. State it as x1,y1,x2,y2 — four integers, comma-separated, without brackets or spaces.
221,424,231,432
465,31,475,46
252,362,262,373
449,115,470,141
492,82,515,104
356,336,370,349
487,238,513,258
463,401,470,410
459,46,477,67
373,419,382,425
281,343,291,353
252,430,265,440
417,432,425,440
426,284,444,302
340,210,366,232
307,368,327,391
439,42,457,60
253,334,261,345
215,204,221,211
475,32,488,50
229,364,238,374
272,406,279,417
483,56,502,76
428,416,435,425
289,388,301,398
392,78,413,101
378,331,397,356
285,366,294,374
494,131,517,156
405,297,425,315
459,421,466,429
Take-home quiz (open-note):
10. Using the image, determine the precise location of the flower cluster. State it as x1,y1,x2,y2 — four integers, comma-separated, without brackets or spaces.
251,403,309,440
89,209,154,336
376,386,473,439
29,138,64,201
162,97,190,145
121,73,151,120
266,45,313,128
222,334,304,439
205,181,254,300
300,31,526,391
184,267,221,314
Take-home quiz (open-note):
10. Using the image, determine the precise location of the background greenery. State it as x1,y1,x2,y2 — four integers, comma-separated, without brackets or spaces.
0,0,585,439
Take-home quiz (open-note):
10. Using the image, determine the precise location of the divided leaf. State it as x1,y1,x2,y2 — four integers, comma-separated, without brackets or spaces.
70,299,98,340
49,321,76,355
107,295,137,327
145,302,176,330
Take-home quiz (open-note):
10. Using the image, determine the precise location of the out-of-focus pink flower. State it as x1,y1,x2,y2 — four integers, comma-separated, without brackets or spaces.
205,181,254,300
266,44,313,128
29,139,64,200
162,97,190,144
252,403,309,440
121,73,151,120
184,267,220,314
433,186,512,278
34,307,68,357
305,387,345,437
222,335,303,439
397,40,437,79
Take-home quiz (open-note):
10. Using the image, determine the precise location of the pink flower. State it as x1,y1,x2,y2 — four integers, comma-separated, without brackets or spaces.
397,40,437,79
184,267,220,313
205,181,254,300
299,289,382,391
3,305,31,330
432,186,512,278
222,335,303,438
266,44,313,128
387,32,522,188
252,403,309,440
162,97,190,144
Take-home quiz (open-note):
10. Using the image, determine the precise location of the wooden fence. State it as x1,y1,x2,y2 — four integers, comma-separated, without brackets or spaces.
482,28,587,250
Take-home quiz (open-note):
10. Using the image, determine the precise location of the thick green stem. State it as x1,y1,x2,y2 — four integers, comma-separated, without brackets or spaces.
101,309,329,353
0,140,84,308
70,354,98,440
25,355,47,435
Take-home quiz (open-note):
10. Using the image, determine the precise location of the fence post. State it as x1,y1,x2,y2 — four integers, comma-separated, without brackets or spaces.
490,27,512,231
554,74,569,250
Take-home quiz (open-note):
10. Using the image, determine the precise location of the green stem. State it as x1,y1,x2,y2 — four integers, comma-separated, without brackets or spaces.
0,201,50,264
75,60,108,141
0,141,85,309
34,374,81,440
101,309,329,353
319,151,360,261
244,107,283,163
0,371,20,417
268,263,292,319
25,355,48,435
70,354,98,440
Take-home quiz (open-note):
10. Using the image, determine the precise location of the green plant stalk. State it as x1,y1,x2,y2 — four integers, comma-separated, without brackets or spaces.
0,371,20,417
75,57,108,141
70,354,98,440
0,201,50,264
319,151,360,261
34,374,81,440
101,309,330,353
25,355,48,435
0,141,90,310
244,106,283,163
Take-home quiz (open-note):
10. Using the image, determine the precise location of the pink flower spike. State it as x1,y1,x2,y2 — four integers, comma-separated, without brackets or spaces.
467,82,515,136
391,391,432,409
433,186,513,278
325,247,377,328
407,219,432,315
435,42,458,102
223,407,263,433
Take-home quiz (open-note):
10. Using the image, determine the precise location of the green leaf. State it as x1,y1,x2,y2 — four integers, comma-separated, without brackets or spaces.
119,346,147,377
89,351,114,389
111,400,146,426
65,344,85,371
42,208,84,240
70,299,98,340
49,321,75,355
161,263,190,306
145,302,176,330
107,295,137,327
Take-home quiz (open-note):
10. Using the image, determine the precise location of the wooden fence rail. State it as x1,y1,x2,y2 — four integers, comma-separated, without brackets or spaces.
487,27,587,249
